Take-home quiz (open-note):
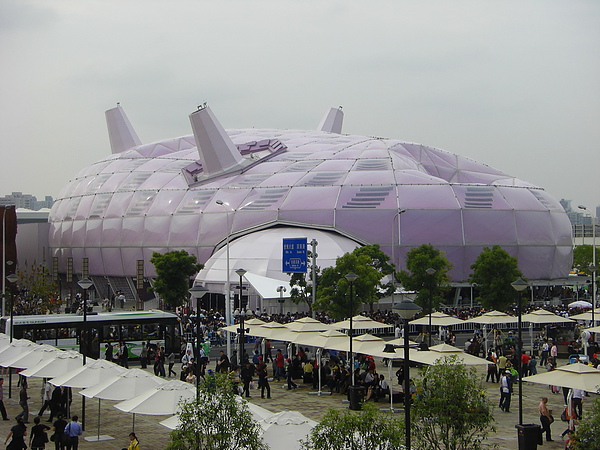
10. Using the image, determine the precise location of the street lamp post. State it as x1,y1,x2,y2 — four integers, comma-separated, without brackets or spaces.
188,285,210,397
235,269,248,366
216,200,233,360
345,272,361,410
425,268,436,348
511,277,528,426
77,278,94,364
276,286,286,315
393,299,422,450
76,277,93,432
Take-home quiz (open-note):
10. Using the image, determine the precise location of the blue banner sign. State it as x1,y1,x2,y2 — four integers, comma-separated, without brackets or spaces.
282,237,308,273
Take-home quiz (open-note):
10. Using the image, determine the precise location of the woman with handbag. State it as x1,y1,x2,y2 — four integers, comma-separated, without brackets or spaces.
29,416,50,450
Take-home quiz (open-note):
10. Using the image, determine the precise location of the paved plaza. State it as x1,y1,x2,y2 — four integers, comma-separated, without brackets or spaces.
0,354,589,449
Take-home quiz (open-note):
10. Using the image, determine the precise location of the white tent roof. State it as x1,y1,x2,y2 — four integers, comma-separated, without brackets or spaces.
244,272,291,300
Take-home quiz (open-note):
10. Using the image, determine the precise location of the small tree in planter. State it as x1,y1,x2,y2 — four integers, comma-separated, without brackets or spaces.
301,402,404,450
167,373,267,450
412,356,495,450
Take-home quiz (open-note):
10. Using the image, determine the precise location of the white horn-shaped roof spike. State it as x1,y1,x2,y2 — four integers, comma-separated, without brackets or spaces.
317,107,344,134
105,104,142,154
189,105,249,177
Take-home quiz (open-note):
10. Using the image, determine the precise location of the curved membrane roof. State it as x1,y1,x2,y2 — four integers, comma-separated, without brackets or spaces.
49,106,573,282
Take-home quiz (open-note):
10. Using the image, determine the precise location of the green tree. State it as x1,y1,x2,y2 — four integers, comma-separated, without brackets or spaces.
150,250,203,308
301,402,404,450
412,356,495,450
289,251,321,314
16,263,59,314
314,245,393,319
397,244,452,310
167,373,267,450
573,394,600,449
572,245,596,275
468,245,523,311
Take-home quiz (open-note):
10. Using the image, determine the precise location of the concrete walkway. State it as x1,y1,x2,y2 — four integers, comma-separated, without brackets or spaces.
0,355,587,449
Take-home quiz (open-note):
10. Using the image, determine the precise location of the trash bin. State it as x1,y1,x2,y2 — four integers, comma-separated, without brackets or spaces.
515,424,542,450
348,386,365,411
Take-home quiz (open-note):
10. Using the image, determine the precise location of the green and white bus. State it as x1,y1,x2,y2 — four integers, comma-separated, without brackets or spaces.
0,310,182,360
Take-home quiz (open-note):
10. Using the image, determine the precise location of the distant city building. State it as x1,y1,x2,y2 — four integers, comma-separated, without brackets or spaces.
560,198,598,240
0,192,54,211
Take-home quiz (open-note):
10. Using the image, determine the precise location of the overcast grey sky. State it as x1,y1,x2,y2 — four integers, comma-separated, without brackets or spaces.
1,0,598,212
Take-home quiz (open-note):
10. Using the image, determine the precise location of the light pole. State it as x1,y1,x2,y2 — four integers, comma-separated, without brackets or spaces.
188,285,210,397
276,286,286,315
77,278,93,364
393,298,422,450
76,277,93,432
235,268,247,366
216,199,233,360
511,277,528,426
425,268,436,348
345,272,360,410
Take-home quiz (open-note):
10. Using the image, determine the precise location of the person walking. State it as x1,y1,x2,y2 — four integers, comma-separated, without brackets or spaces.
51,414,67,450
0,378,9,421
167,351,176,377
4,418,27,450
275,349,285,382
499,370,512,412
38,379,53,417
122,432,140,450
240,363,254,398
29,416,50,450
15,380,29,423
539,397,554,442
63,415,82,450
257,362,271,399
139,343,148,369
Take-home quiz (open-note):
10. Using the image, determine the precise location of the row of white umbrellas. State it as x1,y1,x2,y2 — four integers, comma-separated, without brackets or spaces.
0,334,318,448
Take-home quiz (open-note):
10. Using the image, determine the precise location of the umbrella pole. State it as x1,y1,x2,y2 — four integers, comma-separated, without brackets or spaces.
389,359,393,412
132,413,135,433
97,399,101,440
317,350,322,394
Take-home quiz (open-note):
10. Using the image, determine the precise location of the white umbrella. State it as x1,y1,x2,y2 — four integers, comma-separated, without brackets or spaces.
569,309,600,321
331,315,392,331
352,334,385,354
521,309,574,324
159,396,272,430
114,379,195,415
285,317,334,332
0,339,39,365
465,310,519,324
568,300,593,309
411,344,490,366
523,363,600,393
584,325,600,333
258,411,318,450
297,330,350,352
80,369,165,442
409,312,465,326
0,344,61,369
20,350,83,379
49,359,127,388
250,322,295,342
